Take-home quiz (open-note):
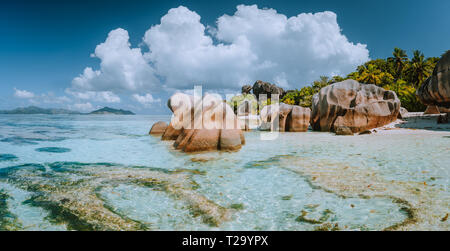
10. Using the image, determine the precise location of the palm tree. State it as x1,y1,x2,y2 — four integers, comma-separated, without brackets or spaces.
357,64,383,85
311,76,330,92
406,50,433,87
330,75,345,84
388,48,408,93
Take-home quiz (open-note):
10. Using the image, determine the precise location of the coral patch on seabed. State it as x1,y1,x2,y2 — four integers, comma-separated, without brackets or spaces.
0,162,230,230
278,155,450,231
0,189,22,230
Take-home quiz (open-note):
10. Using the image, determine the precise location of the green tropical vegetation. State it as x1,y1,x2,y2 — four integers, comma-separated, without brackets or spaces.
281,48,440,112
228,94,258,115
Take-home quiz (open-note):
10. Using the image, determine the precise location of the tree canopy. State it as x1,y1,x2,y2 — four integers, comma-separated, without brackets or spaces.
280,48,441,112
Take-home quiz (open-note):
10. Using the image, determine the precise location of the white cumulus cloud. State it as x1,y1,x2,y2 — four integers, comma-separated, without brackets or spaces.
14,88,35,99
73,4,370,96
66,90,121,103
70,28,159,93
70,102,94,112
132,93,161,106
143,5,369,90
143,6,256,90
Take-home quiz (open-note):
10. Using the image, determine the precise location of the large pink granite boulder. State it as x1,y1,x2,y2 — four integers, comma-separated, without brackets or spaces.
260,103,311,132
417,50,450,107
163,93,245,152
311,79,400,133
149,121,168,135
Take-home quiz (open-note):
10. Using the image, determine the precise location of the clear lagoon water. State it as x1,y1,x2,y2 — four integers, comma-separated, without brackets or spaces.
0,114,448,230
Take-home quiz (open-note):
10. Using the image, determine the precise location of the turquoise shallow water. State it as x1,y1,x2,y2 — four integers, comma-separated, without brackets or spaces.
0,114,448,230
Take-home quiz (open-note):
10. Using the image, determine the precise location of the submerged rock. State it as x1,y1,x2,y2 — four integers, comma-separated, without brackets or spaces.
311,79,400,133
149,121,168,135
417,50,450,107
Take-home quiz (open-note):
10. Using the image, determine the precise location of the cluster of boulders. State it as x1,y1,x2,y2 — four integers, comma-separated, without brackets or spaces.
311,79,401,134
148,50,450,152
256,79,401,135
259,80,401,135
150,93,245,152
150,78,408,153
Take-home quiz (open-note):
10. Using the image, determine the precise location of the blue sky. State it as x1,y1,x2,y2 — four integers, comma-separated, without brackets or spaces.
1,0,449,114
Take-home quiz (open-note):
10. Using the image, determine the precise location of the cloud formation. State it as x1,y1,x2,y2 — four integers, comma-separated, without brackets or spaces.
70,102,94,112
14,88,35,99
72,4,370,101
72,28,158,92
143,5,369,90
66,90,121,103
132,93,161,106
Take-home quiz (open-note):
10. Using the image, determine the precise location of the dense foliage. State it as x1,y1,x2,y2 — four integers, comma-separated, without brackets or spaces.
281,48,442,112
228,94,258,115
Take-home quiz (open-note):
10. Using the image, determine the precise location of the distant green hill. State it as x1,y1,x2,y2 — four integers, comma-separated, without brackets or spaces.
0,106,81,115
88,107,135,115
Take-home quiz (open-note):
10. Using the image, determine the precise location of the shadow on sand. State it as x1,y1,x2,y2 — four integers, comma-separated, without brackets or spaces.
395,113,450,132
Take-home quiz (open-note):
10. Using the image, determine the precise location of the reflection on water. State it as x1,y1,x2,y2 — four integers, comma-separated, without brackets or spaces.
0,115,448,230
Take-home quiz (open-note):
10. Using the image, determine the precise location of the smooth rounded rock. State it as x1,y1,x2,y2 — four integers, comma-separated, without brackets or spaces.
149,121,168,135
417,50,450,107
398,107,409,119
311,79,400,133
252,80,285,100
286,106,311,132
260,103,311,132
163,93,245,152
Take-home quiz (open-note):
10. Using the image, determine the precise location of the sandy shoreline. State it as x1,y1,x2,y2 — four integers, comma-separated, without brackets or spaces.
352,113,450,135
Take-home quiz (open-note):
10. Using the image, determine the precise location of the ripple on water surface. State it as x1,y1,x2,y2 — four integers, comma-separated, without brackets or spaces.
35,147,71,153
0,116,448,230
0,154,18,162
1,136,67,145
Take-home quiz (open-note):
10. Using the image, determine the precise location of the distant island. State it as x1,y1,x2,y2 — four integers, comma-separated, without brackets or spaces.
0,106,135,115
